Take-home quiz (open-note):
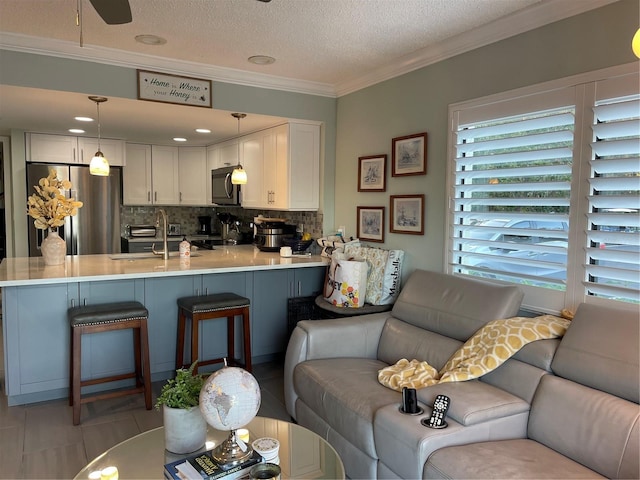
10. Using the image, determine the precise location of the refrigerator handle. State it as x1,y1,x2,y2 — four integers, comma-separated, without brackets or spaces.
36,228,44,250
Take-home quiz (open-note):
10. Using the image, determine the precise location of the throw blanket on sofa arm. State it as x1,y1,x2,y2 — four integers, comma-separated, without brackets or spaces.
378,315,571,391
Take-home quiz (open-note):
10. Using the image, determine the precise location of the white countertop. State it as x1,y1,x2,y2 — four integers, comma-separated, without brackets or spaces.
0,245,328,287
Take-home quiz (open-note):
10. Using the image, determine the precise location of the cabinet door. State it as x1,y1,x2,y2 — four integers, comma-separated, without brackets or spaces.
218,140,239,168
251,270,290,358
27,133,78,164
151,145,180,205
123,144,152,205
3,284,77,395
206,145,219,205
288,123,320,210
178,147,207,205
270,124,289,209
78,138,125,166
145,276,200,373
288,266,326,298
239,133,264,208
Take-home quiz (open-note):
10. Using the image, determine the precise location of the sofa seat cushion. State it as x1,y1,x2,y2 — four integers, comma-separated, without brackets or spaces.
293,357,399,458
424,439,604,479
416,380,530,426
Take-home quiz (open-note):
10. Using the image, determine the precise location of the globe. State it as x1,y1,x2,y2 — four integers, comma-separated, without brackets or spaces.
199,366,261,431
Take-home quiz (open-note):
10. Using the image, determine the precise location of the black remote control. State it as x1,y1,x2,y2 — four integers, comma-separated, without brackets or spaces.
426,394,450,428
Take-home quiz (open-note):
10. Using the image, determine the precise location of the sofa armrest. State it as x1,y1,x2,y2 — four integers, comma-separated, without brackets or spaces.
284,313,390,419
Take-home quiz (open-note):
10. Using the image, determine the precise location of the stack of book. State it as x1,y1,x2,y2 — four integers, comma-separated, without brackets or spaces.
164,449,263,480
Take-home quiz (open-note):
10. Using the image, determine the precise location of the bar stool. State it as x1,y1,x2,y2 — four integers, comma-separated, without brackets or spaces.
176,293,252,374
68,301,152,425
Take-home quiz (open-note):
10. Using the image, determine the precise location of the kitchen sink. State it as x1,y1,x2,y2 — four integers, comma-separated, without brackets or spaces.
109,252,202,260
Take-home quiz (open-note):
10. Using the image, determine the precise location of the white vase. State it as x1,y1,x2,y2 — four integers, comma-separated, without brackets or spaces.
41,228,66,266
163,405,207,454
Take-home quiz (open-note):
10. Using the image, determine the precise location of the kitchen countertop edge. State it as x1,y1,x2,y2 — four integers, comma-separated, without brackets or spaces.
0,245,328,287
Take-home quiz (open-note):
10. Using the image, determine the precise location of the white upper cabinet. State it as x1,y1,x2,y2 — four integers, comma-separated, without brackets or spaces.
178,146,207,205
123,144,206,206
123,144,152,205
27,133,125,166
77,137,125,166
150,146,180,205
241,122,320,211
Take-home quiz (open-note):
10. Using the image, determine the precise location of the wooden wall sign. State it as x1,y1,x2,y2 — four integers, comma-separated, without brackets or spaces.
137,70,212,108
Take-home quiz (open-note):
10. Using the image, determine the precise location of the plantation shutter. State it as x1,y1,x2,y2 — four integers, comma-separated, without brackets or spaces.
585,79,640,303
450,89,574,292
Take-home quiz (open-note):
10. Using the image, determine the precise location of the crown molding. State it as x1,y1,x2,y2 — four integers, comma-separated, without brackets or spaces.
0,32,337,98
334,0,620,96
0,0,618,99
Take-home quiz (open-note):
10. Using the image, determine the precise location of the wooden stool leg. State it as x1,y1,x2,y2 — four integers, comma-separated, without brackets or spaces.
140,319,152,410
72,327,82,425
69,326,74,407
191,315,200,374
227,315,235,365
133,326,142,388
242,307,252,373
176,308,186,370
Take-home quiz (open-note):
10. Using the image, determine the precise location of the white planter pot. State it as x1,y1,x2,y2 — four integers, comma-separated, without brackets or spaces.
163,405,207,454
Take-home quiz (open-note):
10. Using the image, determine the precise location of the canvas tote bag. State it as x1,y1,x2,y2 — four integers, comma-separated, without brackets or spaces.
323,252,369,308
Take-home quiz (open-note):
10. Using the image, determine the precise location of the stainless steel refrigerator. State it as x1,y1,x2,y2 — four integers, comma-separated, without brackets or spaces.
27,163,122,256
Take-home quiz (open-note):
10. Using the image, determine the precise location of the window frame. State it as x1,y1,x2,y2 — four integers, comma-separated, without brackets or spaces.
445,62,639,314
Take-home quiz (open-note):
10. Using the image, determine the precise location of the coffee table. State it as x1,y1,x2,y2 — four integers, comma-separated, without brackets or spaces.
74,416,344,479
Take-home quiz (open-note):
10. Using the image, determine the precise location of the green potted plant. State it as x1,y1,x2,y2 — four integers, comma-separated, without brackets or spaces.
156,362,207,454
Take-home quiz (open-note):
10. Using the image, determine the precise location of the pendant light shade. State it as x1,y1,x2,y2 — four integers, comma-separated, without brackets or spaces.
88,96,110,176
633,28,640,59
231,113,247,185
231,166,247,184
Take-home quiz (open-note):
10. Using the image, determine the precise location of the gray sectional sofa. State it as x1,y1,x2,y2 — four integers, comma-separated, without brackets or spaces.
284,269,640,479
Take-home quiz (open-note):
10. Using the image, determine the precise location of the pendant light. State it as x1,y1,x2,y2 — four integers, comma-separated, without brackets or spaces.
231,112,247,185
88,96,110,176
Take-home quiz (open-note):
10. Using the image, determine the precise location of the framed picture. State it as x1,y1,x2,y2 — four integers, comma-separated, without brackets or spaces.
358,155,387,192
357,206,385,243
390,194,425,235
392,132,427,176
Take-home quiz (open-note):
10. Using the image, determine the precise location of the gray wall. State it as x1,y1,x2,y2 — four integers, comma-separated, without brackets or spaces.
334,0,639,276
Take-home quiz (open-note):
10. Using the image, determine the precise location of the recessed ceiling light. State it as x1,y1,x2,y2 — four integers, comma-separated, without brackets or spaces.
135,34,167,46
248,55,276,65
69,129,85,134
75,116,93,122
173,137,187,142
195,128,211,133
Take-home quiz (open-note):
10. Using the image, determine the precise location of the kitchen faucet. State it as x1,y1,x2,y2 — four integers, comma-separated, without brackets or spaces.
152,208,170,260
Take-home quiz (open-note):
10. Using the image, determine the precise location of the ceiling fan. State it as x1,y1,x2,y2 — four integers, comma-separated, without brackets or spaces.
87,0,272,26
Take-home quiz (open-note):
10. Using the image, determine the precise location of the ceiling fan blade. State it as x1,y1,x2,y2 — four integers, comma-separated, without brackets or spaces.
88,0,132,24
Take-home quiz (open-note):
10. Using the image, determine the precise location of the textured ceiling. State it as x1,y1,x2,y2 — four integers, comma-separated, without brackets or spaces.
0,0,614,145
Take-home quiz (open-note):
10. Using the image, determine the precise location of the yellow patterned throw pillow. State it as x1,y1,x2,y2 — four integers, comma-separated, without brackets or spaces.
378,315,571,391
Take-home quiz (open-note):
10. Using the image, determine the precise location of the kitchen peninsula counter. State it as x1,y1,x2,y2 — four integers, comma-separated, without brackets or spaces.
1,246,328,406
0,245,327,286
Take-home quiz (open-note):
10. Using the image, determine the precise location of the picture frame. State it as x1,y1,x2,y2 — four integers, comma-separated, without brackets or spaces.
390,194,425,235
358,155,387,192
357,206,385,243
392,132,427,177
137,70,212,108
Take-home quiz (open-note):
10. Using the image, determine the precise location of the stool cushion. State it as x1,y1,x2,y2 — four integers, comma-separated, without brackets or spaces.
178,293,250,314
68,301,148,327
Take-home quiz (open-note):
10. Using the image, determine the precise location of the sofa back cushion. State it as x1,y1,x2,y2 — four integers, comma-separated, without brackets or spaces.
551,303,639,403
529,375,640,479
378,317,461,369
391,269,523,341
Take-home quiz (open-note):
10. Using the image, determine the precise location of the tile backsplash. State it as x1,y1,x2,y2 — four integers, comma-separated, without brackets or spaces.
121,206,323,239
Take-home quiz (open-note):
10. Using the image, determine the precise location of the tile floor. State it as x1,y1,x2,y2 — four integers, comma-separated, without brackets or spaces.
0,316,290,479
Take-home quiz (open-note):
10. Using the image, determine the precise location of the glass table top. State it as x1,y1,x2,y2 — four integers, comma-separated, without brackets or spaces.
74,416,345,479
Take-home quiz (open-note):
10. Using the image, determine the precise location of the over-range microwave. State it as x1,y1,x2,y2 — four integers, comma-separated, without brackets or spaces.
211,166,241,206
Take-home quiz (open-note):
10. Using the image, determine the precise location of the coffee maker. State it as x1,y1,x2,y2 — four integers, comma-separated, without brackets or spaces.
198,216,212,235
